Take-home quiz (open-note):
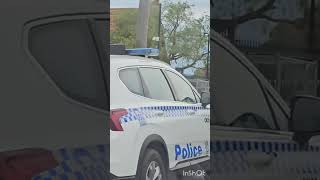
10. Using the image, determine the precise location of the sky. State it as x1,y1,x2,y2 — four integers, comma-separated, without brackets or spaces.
111,0,209,18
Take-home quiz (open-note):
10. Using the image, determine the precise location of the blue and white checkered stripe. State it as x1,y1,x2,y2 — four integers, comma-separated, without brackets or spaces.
32,145,108,180
211,140,320,176
120,105,209,124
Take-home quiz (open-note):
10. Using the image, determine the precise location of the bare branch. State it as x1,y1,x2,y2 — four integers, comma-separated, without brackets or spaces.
179,52,208,70
212,0,294,30
236,0,276,24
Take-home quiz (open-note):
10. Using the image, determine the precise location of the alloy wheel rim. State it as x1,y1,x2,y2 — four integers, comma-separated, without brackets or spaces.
146,161,162,180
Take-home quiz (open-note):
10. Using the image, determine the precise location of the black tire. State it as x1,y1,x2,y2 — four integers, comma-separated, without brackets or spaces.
136,148,168,180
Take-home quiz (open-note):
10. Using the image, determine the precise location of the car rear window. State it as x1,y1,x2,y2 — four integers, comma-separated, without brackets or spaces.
28,19,108,110
119,68,144,96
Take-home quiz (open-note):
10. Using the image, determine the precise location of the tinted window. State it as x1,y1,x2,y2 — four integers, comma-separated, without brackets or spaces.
230,113,271,129
119,68,144,96
166,71,197,103
139,68,174,101
266,91,289,130
212,43,275,129
95,19,108,51
95,19,110,97
29,20,108,109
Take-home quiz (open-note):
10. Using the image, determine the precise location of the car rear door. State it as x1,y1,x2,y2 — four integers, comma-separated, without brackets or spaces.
23,16,109,180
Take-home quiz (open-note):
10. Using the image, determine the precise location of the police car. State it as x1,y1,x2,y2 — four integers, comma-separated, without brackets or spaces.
212,30,320,180
110,46,210,179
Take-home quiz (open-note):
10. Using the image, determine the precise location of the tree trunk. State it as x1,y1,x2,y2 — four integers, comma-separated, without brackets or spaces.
136,0,152,48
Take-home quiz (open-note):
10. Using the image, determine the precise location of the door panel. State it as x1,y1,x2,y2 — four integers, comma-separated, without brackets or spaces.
163,70,210,167
212,126,320,180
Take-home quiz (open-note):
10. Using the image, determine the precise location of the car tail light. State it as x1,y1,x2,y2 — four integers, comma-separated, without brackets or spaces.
0,149,58,180
110,109,127,131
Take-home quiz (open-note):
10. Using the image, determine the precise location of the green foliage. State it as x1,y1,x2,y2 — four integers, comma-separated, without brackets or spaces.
111,6,160,49
194,68,206,78
161,1,209,71
111,1,209,75
111,10,137,48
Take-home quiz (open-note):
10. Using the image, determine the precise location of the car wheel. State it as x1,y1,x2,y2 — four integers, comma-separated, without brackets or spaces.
137,148,167,180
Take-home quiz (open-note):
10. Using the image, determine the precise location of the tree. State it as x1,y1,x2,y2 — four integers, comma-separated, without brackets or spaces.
111,8,159,49
111,10,137,48
161,1,209,73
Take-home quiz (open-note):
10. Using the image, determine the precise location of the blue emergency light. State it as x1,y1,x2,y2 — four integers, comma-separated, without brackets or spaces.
126,48,160,57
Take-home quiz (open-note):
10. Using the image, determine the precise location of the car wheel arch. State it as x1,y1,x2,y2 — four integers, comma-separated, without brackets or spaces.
136,134,169,172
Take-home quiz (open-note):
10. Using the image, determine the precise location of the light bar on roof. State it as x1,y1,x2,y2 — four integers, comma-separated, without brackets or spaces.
126,48,160,57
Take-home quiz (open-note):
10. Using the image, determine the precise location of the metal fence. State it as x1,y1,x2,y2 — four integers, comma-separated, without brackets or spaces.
248,53,319,103
217,30,320,103
218,30,264,49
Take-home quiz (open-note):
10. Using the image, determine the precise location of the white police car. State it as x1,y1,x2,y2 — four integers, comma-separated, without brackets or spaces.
212,30,320,180
110,47,210,179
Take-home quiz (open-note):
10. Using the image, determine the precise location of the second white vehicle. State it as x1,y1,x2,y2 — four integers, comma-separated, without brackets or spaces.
110,48,210,180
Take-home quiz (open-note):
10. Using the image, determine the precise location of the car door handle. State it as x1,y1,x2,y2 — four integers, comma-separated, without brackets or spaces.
186,109,196,115
245,152,276,167
154,110,164,117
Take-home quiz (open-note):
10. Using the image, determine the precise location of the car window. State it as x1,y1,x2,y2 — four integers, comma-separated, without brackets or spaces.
212,42,276,130
139,68,174,101
95,19,108,52
266,90,289,131
29,19,108,110
165,71,197,104
230,113,272,129
119,68,144,96
194,91,201,103
94,19,109,101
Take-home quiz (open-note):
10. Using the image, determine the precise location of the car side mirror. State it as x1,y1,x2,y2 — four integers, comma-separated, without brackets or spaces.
201,92,210,108
290,96,320,146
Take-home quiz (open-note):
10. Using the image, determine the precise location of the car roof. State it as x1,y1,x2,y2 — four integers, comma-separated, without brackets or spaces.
111,55,172,69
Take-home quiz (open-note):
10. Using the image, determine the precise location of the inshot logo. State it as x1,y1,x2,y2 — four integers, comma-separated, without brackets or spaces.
175,143,203,160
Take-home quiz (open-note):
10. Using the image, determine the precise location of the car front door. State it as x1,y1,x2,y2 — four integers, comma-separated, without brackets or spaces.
163,70,210,167
211,33,307,180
